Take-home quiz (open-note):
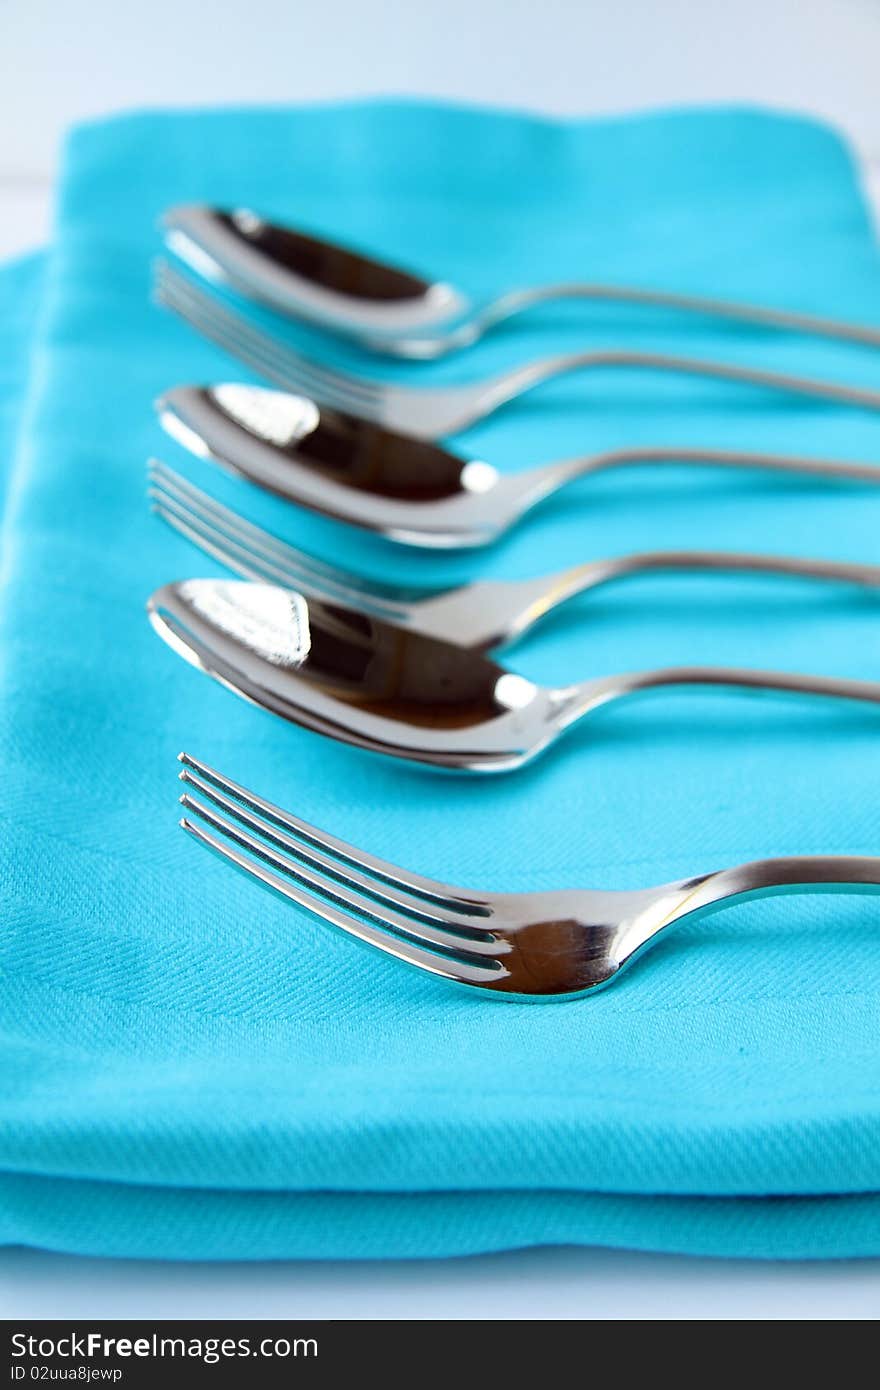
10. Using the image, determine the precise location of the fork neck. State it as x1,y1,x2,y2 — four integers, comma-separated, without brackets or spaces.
661,857,880,933
612,856,880,972
683,857,880,907
452,549,880,652
517,549,880,641
481,349,880,427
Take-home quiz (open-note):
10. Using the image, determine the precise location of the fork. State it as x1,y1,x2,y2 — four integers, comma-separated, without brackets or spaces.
178,753,880,1000
155,261,880,439
149,461,880,653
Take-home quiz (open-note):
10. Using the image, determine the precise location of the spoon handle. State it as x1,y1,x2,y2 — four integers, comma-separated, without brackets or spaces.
558,664,880,729
526,446,880,509
463,283,880,354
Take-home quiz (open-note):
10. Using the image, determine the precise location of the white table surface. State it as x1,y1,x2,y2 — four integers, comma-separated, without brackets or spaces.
3,0,880,1321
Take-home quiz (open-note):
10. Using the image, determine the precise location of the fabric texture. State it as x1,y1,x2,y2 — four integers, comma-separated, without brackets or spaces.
0,251,45,528
2,102,880,1261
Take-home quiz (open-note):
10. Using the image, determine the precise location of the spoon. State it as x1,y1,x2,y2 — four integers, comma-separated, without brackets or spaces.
164,205,880,361
147,579,880,774
157,384,880,549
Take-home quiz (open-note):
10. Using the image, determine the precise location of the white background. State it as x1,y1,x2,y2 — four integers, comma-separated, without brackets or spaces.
2,0,880,1320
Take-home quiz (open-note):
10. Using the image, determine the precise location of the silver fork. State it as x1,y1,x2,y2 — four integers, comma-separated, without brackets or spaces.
154,261,880,439
178,753,880,1000
149,461,880,653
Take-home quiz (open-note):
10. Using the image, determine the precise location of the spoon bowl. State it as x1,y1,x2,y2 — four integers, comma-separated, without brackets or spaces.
165,205,466,338
148,579,880,774
148,579,555,771
164,204,880,360
158,383,880,549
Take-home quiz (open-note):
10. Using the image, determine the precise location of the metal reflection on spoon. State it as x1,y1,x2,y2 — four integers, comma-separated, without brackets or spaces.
148,579,880,775
157,382,880,550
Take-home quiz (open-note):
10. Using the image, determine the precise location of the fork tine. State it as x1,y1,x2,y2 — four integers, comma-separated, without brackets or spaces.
156,276,381,405
148,464,415,614
147,464,338,578
151,491,283,585
180,781,498,950
156,275,376,417
148,463,308,569
148,461,358,582
155,262,383,411
181,816,502,987
179,752,492,917
180,791,505,979
161,298,380,420
154,265,346,392
149,482,348,595
151,496,409,615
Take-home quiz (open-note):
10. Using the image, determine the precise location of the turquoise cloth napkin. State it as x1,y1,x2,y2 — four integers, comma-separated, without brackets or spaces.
0,252,44,529
2,102,880,1262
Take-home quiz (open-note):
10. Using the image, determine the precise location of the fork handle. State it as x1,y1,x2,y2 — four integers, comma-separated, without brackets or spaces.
616,855,880,966
481,348,880,423
663,855,880,930
561,664,880,727
489,551,880,650
542,550,880,609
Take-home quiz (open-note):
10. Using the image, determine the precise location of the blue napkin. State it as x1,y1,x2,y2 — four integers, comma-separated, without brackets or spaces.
0,252,44,530
2,103,880,1262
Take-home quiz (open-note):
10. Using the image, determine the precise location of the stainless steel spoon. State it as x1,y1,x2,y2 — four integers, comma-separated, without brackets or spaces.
155,261,880,440
147,579,880,774
164,205,880,361
157,384,880,549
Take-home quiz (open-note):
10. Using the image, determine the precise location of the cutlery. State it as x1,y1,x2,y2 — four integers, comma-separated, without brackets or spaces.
149,462,880,653
177,753,880,999
148,578,880,773
155,261,880,440
156,383,880,548
164,205,880,362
